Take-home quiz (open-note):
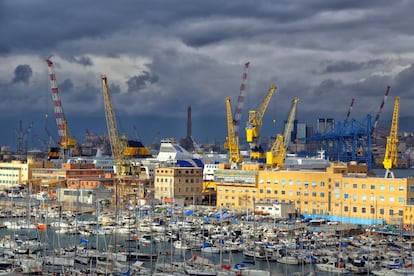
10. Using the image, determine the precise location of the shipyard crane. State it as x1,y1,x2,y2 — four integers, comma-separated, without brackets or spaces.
101,75,140,176
383,96,399,179
371,86,391,136
266,97,299,168
345,98,355,121
15,120,33,154
233,62,250,137
245,84,277,161
46,59,77,159
224,97,243,168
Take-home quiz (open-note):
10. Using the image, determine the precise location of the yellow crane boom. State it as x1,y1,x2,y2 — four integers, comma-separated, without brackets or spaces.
383,96,399,178
246,84,277,160
266,97,299,168
224,97,243,168
101,75,140,176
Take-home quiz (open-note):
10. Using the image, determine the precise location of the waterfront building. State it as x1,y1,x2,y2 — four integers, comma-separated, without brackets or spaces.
215,161,414,226
154,166,203,206
0,157,54,188
254,201,296,219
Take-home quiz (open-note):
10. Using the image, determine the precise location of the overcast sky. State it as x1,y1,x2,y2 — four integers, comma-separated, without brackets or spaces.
1,0,413,151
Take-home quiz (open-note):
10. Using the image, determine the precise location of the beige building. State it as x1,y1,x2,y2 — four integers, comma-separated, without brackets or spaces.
215,162,414,226
0,157,55,188
154,167,203,206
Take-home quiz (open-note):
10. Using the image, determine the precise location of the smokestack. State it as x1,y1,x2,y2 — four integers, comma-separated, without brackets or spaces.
187,106,192,139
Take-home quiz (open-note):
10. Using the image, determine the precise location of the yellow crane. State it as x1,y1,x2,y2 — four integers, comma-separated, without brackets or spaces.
266,97,299,168
101,75,140,176
224,97,243,168
383,96,400,178
245,84,277,161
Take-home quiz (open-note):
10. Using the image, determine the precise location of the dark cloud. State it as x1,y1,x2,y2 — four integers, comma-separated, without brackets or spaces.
1,0,414,147
127,71,159,93
12,65,32,84
59,79,74,92
65,56,93,66
322,60,386,73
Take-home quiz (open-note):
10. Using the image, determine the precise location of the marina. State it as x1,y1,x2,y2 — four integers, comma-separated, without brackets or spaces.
0,183,413,276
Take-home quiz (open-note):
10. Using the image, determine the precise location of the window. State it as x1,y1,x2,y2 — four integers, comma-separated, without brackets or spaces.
320,192,325,197
380,185,385,191
362,184,366,189
371,184,375,190
320,182,325,187
344,183,349,189
304,181,309,188
389,209,394,216
389,185,394,191
353,183,357,189
281,190,285,195
274,180,279,184
389,197,394,202
289,179,293,185
335,181,340,188
361,207,366,213
260,189,263,194
399,186,404,191
312,181,317,187
352,207,357,213
296,180,301,186
379,196,384,201
312,192,317,197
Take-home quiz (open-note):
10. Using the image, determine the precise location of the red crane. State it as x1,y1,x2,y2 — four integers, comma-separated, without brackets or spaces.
233,62,250,137
345,98,355,121
46,58,77,158
371,86,391,136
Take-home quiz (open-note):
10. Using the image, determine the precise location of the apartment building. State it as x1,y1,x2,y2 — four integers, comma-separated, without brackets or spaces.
154,167,203,206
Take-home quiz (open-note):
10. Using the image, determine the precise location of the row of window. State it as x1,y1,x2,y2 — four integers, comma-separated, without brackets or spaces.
155,187,201,193
156,169,199,174
218,187,405,203
156,178,200,183
258,178,406,192
0,180,19,184
0,174,19,177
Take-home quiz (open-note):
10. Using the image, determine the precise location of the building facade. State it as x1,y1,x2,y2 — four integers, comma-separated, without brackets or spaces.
215,162,414,225
0,158,55,188
154,167,203,206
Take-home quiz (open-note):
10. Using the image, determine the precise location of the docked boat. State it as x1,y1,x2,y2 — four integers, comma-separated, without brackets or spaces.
316,260,350,274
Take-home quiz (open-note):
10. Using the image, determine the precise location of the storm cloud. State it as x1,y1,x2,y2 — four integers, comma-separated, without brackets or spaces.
0,0,413,147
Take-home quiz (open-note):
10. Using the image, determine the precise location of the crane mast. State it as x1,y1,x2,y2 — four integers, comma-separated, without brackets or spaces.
101,75,139,176
383,96,399,178
233,62,250,137
246,84,277,161
46,59,77,158
345,98,355,121
371,86,391,136
266,97,299,168
224,97,242,168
